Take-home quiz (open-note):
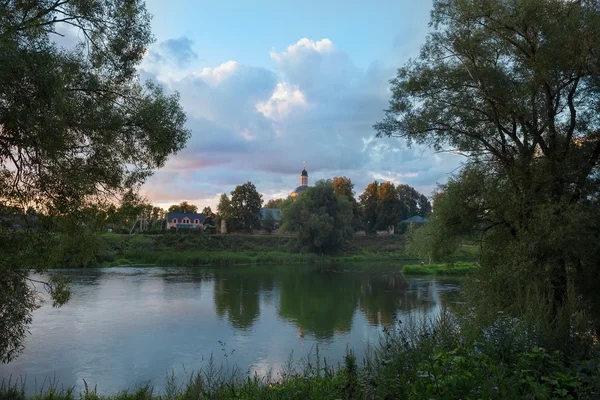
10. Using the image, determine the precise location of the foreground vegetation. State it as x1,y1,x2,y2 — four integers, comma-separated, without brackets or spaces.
93,233,478,268
3,312,599,400
402,262,479,276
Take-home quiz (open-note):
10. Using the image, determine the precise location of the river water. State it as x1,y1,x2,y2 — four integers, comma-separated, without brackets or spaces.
0,265,461,395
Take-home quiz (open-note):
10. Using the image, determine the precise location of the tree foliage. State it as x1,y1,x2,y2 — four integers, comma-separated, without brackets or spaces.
202,206,216,226
282,180,353,254
359,181,431,232
230,182,263,232
376,0,600,339
264,198,285,209
0,0,189,362
168,202,198,213
359,181,379,232
216,193,232,230
333,176,364,231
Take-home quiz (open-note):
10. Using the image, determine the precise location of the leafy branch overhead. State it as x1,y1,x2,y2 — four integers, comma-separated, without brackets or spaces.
0,0,190,362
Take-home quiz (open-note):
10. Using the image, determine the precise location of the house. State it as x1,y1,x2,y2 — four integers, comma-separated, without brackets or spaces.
260,208,282,230
402,215,429,224
166,212,205,230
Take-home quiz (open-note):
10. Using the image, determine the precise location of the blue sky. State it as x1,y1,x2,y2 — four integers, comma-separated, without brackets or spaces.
135,0,462,209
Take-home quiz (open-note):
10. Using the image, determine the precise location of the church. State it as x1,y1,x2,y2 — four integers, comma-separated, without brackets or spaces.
290,162,309,200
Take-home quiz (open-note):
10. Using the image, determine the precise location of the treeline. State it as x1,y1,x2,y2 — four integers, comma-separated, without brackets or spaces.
27,177,430,237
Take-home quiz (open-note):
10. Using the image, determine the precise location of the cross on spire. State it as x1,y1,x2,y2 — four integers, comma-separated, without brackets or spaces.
303,160,306,170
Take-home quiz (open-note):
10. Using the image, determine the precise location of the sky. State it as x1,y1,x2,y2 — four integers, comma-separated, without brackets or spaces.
135,0,463,210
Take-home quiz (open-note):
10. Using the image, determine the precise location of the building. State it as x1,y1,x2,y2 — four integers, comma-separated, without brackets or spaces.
401,215,429,224
259,208,282,230
166,212,205,230
290,161,310,200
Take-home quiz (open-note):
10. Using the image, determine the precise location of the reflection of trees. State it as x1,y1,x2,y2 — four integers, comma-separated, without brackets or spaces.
213,270,274,330
278,271,361,339
358,273,438,327
358,273,407,326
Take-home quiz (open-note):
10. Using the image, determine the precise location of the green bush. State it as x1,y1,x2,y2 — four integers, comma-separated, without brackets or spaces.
402,262,479,276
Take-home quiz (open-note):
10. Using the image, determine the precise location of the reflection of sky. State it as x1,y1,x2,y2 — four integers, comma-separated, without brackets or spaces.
0,267,460,395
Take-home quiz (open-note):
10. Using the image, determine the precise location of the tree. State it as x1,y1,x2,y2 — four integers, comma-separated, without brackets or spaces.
261,209,276,233
168,202,198,213
202,206,216,226
0,1,189,362
395,184,419,221
230,182,263,232
333,176,363,231
264,198,285,209
375,0,600,342
396,184,432,220
359,181,430,233
216,193,232,230
376,182,399,232
359,181,379,233
282,180,353,254
332,176,354,198
417,194,432,217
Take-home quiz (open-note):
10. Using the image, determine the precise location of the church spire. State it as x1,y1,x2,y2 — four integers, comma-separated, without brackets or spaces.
300,161,308,186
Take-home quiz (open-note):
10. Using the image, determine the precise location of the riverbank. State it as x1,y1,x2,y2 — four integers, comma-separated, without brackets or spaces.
4,312,599,399
402,261,479,276
95,233,479,267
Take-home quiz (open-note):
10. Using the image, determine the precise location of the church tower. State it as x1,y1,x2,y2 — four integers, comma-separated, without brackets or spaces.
300,161,308,186
290,161,310,200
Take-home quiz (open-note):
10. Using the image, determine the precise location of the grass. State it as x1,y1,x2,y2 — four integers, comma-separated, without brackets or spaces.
3,312,599,399
402,261,479,276
93,233,479,268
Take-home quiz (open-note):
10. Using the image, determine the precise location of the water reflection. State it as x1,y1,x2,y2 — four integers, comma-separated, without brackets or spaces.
278,269,361,339
0,265,460,396
213,270,271,330
208,266,455,337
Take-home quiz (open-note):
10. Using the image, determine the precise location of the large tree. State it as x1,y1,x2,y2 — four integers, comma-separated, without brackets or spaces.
359,181,430,232
230,182,263,231
376,182,399,232
282,180,353,254
375,0,600,342
202,206,216,225
359,181,379,233
396,184,431,219
0,1,189,362
168,202,198,213
332,176,363,231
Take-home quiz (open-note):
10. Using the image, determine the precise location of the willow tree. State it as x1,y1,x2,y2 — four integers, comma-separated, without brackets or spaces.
0,1,190,362
376,0,600,343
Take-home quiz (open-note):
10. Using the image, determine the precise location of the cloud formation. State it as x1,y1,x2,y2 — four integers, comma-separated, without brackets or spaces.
139,38,462,209
148,36,198,67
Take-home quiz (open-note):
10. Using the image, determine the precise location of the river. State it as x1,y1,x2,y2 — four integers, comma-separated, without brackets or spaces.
0,265,461,395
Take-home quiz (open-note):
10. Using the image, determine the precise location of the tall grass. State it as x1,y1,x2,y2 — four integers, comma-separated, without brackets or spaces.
4,311,600,399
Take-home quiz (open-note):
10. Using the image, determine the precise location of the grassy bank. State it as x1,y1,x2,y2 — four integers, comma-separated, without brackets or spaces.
95,233,478,267
402,261,479,276
3,313,599,399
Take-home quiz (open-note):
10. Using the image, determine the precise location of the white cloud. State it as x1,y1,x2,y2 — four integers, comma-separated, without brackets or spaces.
270,38,335,63
139,37,462,209
256,83,308,122
195,61,240,86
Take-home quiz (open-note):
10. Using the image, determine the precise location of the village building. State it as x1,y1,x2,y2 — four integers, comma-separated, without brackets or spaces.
401,215,429,224
259,208,282,230
290,161,310,200
166,212,205,230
